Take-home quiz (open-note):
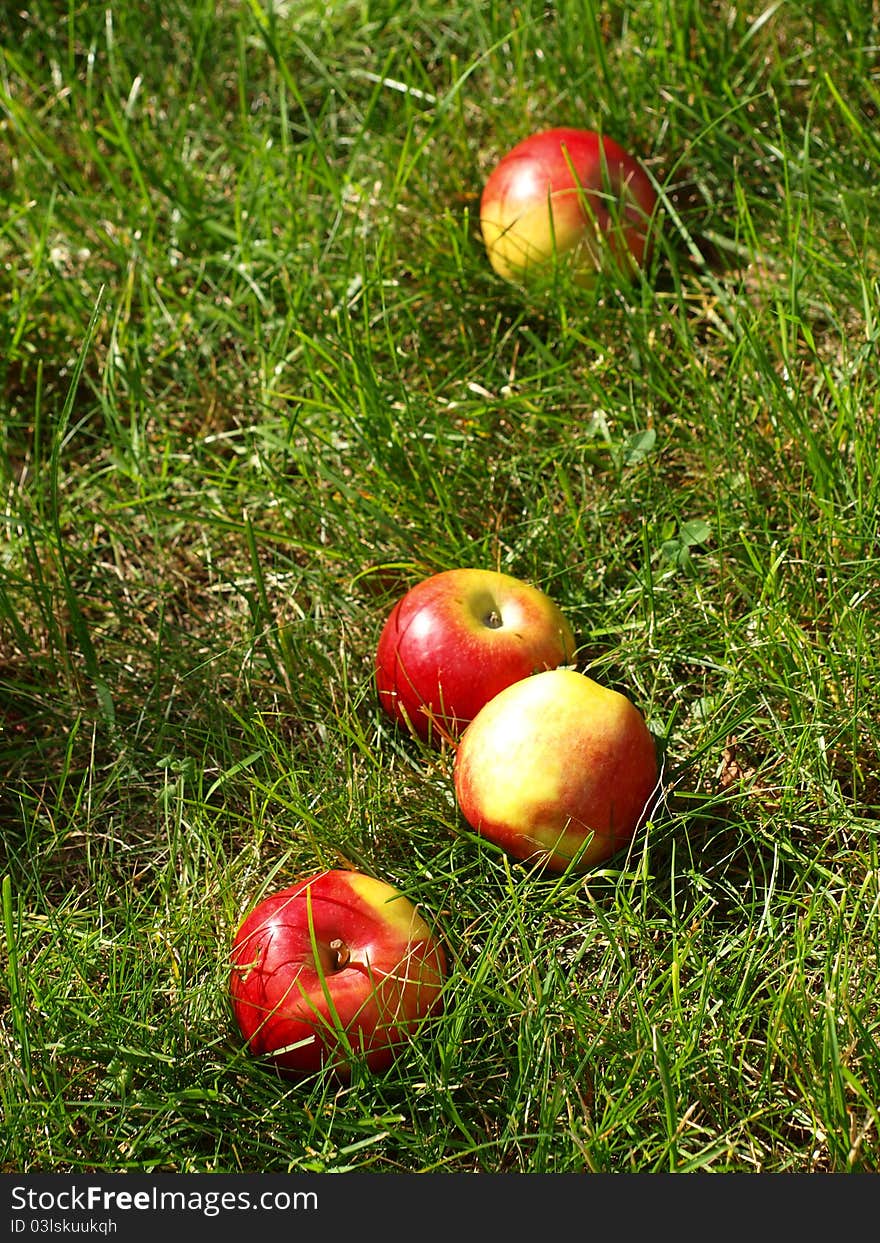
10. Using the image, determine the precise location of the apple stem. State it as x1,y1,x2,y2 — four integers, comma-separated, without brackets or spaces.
483,609,502,629
329,938,350,970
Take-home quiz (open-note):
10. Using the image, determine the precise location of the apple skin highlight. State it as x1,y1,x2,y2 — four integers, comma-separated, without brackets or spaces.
229,870,447,1078
454,668,659,873
480,127,658,286
376,568,575,745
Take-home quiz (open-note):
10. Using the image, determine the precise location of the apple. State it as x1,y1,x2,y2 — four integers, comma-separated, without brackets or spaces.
454,667,659,873
229,869,447,1078
375,568,576,745
479,127,658,286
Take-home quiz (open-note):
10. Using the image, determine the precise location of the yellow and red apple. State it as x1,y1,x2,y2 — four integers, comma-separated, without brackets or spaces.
480,127,658,286
454,667,659,872
375,568,576,745
229,869,447,1078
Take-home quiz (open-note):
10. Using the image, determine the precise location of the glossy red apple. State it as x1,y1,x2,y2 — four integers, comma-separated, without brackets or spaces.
375,568,576,746
454,667,659,873
480,127,658,286
229,869,447,1078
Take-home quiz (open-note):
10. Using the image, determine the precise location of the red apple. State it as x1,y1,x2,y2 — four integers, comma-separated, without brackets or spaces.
375,568,576,746
454,667,659,873
229,869,447,1078
479,127,658,286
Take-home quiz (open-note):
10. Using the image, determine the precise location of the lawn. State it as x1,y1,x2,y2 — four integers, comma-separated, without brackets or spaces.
1,0,879,1174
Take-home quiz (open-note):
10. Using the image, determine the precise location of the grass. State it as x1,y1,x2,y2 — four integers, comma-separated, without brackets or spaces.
1,0,879,1174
